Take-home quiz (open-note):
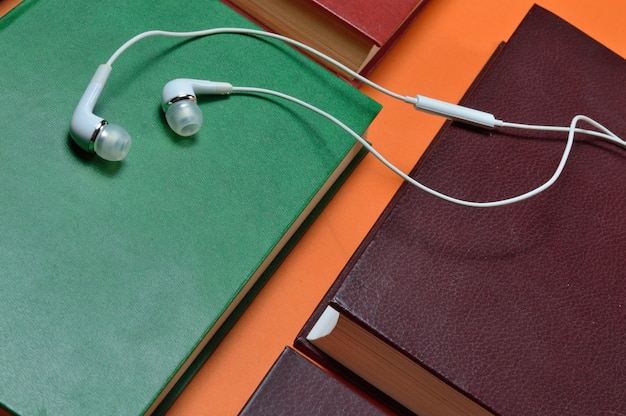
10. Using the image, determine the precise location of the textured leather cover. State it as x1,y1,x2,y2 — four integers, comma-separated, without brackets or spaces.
221,0,427,77
297,5,626,415
0,1,380,415
239,347,391,415
311,0,425,45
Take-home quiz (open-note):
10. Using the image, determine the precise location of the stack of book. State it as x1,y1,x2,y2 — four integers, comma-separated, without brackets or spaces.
3,1,624,415
244,5,626,415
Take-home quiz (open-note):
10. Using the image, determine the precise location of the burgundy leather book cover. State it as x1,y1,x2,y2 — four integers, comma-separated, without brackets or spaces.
312,0,425,46
239,347,396,415
221,0,427,79
296,5,626,415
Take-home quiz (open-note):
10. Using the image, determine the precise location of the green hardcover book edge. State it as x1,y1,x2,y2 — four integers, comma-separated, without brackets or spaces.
0,1,381,415
152,145,368,415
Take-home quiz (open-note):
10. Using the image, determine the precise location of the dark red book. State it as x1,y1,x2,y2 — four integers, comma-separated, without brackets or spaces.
221,0,426,77
310,0,424,47
238,347,399,415
296,5,626,416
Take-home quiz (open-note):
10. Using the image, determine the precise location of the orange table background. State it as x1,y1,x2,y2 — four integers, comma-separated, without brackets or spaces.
159,0,626,414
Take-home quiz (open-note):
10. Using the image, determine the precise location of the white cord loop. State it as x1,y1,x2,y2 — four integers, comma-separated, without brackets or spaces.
102,28,625,207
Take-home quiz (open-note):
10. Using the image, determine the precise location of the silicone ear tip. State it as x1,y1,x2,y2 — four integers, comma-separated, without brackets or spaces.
94,123,132,161
165,100,203,136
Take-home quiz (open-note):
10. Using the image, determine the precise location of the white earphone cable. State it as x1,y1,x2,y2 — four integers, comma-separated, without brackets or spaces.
231,87,623,207
496,120,625,148
103,28,625,207
106,28,411,104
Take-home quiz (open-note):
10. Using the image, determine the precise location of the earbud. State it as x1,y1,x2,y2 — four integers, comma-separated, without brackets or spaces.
70,64,131,161
161,79,233,136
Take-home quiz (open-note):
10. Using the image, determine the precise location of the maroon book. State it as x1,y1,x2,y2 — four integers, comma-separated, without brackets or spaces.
309,0,425,48
221,0,426,77
296,5,626,416
238,347,399,415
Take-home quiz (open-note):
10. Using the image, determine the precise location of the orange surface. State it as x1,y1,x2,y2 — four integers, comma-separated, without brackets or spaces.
165,0,626,414
0,0,21,17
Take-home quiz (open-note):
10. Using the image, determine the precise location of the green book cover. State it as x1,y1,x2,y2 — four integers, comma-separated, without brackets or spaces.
0,1,381,415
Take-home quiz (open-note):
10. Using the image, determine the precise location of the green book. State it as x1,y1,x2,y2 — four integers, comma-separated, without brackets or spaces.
0,1,380,415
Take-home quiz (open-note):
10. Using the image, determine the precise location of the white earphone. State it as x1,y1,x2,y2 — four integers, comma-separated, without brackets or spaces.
70,28,625,207
70,64,131,162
